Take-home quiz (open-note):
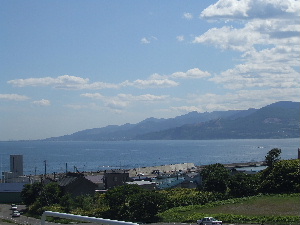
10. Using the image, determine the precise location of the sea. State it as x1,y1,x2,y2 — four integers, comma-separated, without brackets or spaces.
0,139,299,175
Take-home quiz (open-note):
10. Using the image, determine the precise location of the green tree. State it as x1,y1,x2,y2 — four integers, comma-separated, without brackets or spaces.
21,182,43,206
127,191,167,222
38,182,62,206
228,173,259,197
200,163,230,194
22,182,63,215
259,159,300,193
103,184,144,220
265,148,281,167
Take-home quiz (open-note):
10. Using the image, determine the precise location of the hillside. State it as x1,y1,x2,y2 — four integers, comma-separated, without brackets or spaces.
45,101,299,141
138,101,300,140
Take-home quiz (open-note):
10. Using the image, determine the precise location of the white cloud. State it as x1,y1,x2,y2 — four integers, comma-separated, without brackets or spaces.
0,94,30,101
187,87,300,112
171,68,211,79
210,62,300,90
65,104,88,110
200,0,300,20
8,75,89,88
81,92,170,112
183,12,193,20
80,93,104,99
8,74,178,90
130,79,179,89
32,99,51,106
141,37,150,44
193,25,265,52
176,35,185,42
117,93,169,101
141,36,158,44
150,68,211,80
171,106,201,113
82,92,168,102
105,99,129,110
8,75,122,90
194,0,300,94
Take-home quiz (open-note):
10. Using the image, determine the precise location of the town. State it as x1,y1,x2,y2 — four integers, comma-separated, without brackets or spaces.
0,154,272,203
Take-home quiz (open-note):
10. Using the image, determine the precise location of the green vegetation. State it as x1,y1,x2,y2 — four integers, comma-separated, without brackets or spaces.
158,194,300,224
20,150,300,224
265,148,282,167
0,218,15,224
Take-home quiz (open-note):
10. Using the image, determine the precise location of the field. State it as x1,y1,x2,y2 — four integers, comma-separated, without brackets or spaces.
190,194,299,216
159,194,300,224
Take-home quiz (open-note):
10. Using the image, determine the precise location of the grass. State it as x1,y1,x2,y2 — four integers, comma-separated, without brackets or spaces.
159,194,300,224
192,194,300,216
0,218,16,224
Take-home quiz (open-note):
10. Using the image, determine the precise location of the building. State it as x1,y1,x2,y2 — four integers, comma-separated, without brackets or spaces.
10,155,23,177
58,173,97,197
2,155,25,183
85,175,105,190
0,182,28,203
126,180,157,190
104,170,130,189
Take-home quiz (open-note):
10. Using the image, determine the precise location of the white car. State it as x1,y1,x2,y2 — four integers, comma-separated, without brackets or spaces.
11,204,17,210
197,217,222,225
12,210,20,217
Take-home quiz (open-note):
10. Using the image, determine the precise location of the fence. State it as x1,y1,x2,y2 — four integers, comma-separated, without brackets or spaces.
41,211,139,225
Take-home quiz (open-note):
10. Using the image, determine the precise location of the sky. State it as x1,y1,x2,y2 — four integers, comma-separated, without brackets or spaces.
1,0,299,141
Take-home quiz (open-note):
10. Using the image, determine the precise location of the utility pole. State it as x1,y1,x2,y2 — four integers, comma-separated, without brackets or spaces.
44,160,47,176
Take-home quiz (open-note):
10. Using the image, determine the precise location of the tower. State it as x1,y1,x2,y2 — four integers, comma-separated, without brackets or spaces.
10,155,23,177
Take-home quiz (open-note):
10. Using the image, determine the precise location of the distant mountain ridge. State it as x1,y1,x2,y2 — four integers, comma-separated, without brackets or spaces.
45,101,299,141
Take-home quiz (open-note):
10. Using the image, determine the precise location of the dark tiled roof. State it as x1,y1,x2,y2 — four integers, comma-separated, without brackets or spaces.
58,177,77,187
85,175,104,184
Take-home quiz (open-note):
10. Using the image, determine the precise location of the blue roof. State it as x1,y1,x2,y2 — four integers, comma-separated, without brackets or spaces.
0,183,28,192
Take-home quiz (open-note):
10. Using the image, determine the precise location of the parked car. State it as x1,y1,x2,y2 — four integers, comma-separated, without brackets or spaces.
12,210,20,217
11,204,17,210
197,217,222,225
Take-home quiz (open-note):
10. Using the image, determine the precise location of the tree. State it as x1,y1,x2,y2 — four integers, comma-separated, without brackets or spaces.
103,184,144,220
21,182,43,206
228,173,259,197
21,182,63,215
259,159,300,193
38,182,62,206
127,191,167,222
200,163,230,194
265,148,281,167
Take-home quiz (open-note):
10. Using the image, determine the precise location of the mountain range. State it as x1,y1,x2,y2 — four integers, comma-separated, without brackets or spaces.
45,101,300,141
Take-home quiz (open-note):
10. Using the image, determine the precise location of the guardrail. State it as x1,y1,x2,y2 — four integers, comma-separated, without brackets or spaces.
41,211,139,225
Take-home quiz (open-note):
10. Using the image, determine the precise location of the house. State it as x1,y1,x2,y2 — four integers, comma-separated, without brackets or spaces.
126,180,157,190
180,172,202,188
85,175,105,190
0,182,28,203
58,173,97,197
103,170,130,189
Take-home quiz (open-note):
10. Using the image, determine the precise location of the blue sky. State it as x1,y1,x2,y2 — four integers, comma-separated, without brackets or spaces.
1,0,299,140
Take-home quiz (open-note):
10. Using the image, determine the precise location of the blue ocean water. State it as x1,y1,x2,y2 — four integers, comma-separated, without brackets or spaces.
0,139,299,175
